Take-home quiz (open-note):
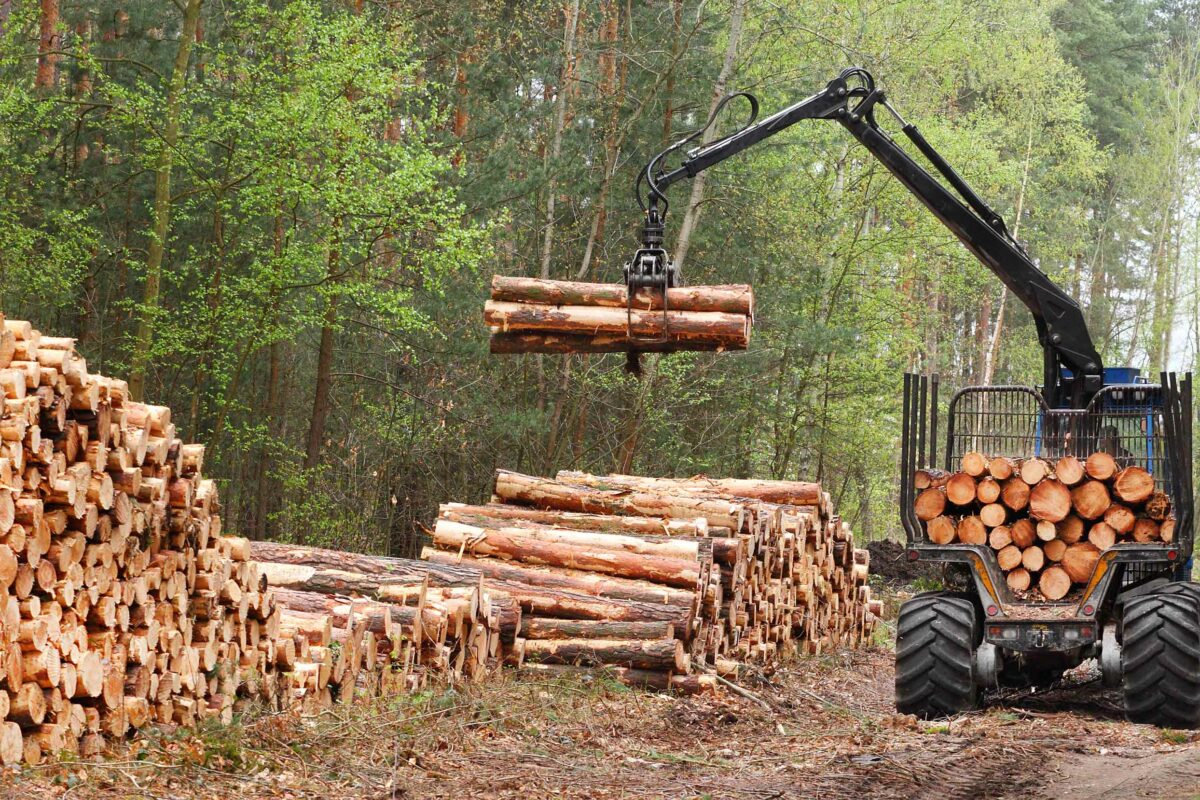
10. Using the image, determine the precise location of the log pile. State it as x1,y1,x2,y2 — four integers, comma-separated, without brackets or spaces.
421,469,880,690
484,276,754,354
0,316,294,762
914,452,1176,600
245,541,505,690
0,314,492,764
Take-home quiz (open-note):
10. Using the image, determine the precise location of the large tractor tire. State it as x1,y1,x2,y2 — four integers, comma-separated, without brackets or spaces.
1121,590,1200,728
895,594,980,718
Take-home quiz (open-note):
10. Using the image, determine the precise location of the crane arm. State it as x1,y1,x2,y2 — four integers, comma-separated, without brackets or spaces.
633,67,1103,408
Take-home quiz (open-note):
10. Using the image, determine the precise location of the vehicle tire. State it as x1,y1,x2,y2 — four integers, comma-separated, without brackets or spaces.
1155,582,1200,617
895,594,980,718
1121,591,1200,728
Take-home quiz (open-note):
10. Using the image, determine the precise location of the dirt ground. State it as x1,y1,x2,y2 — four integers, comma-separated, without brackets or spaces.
5,606,1200,799
7,649,1200,799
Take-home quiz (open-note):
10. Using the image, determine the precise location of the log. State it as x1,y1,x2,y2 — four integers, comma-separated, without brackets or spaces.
979,503,1007,528
997,545,1023,570
494,471,745,530
1054,456,1085,486
439,503,708,537
483,581,693,628
914,489,947,522
914,469,949,490
1039,566,1071,600
945,473,977,506
248,541,482,588
956,516,987,546
1043,538,1067,562
1132,518,1161,543
1087,522,1116,551
1006,567,1031,592
961,452,988,477
1145,492,1172,521
1035,520,1058,543
988,457,1015,480
926,516,956,545
556,471,824,507
976,478,1002,505
1019,459,1049,485
1057,515,1086,544
521,637,687,672
1103,504,1136,534
431,520,704,590
1001,478,1030,511
490,332,733,355
434,518,709,563
483,300,750,346
1061,543,1101,583
421,549,697,607
1113,467,1155,504
1029,479,1071,523
489,276,754,315
1010,519,1036,549
1071,481,1110,520
988,526,1012,550
1021,545,1045,572
519,619,674,641
1085,452,1117,481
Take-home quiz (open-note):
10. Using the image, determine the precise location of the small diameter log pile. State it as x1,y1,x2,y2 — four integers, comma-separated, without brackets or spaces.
484,276,753,354
421,470,879,691
914,452,1175,600
245,541,506,691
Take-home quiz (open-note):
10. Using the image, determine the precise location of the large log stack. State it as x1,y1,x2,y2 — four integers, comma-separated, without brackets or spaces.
420,469,879,690
484,276,754,354
0,315,493,765
914,452,1176,600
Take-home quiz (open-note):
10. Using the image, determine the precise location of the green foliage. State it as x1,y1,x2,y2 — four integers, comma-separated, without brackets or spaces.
0,0,1195,552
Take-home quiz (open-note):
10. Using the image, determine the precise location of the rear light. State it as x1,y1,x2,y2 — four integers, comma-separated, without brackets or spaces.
1081,626,1093,638
907,550,919,561
986,605,999,616
988,626,1017,639
1083,604,1095,615
1168,550,1179,561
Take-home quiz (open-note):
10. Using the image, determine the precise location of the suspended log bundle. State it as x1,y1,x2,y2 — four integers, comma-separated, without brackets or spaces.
418,470,877,691
914,451,1175,601
484,276,754,354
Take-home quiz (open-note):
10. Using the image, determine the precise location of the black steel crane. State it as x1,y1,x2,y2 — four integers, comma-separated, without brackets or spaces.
629,67,1198,727
627,66,1107,409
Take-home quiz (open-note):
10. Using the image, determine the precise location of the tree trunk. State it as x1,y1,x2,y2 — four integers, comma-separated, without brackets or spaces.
35,0,59,89
127,0,204,400
537,0,581,279
671,0,746,273
304,222,342,470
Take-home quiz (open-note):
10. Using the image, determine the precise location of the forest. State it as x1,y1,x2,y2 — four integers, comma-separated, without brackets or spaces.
0,0,1197,557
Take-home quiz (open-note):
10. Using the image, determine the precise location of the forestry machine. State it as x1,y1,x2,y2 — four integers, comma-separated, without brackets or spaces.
631,66,1198,727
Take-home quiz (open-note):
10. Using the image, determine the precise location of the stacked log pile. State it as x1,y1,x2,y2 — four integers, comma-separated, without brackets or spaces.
484,276,754,354
245,542,505,689
914,452,1175,600
421,469,879,690
0,315,490,764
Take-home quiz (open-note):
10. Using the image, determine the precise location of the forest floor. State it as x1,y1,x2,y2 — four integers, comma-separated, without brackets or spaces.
6,590,1200,800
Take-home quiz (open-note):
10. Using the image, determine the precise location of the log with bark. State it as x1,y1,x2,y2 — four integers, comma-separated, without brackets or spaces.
484,277,753,354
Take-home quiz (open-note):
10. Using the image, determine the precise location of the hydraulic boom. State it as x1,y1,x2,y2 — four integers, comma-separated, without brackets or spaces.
629,67,1105,409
